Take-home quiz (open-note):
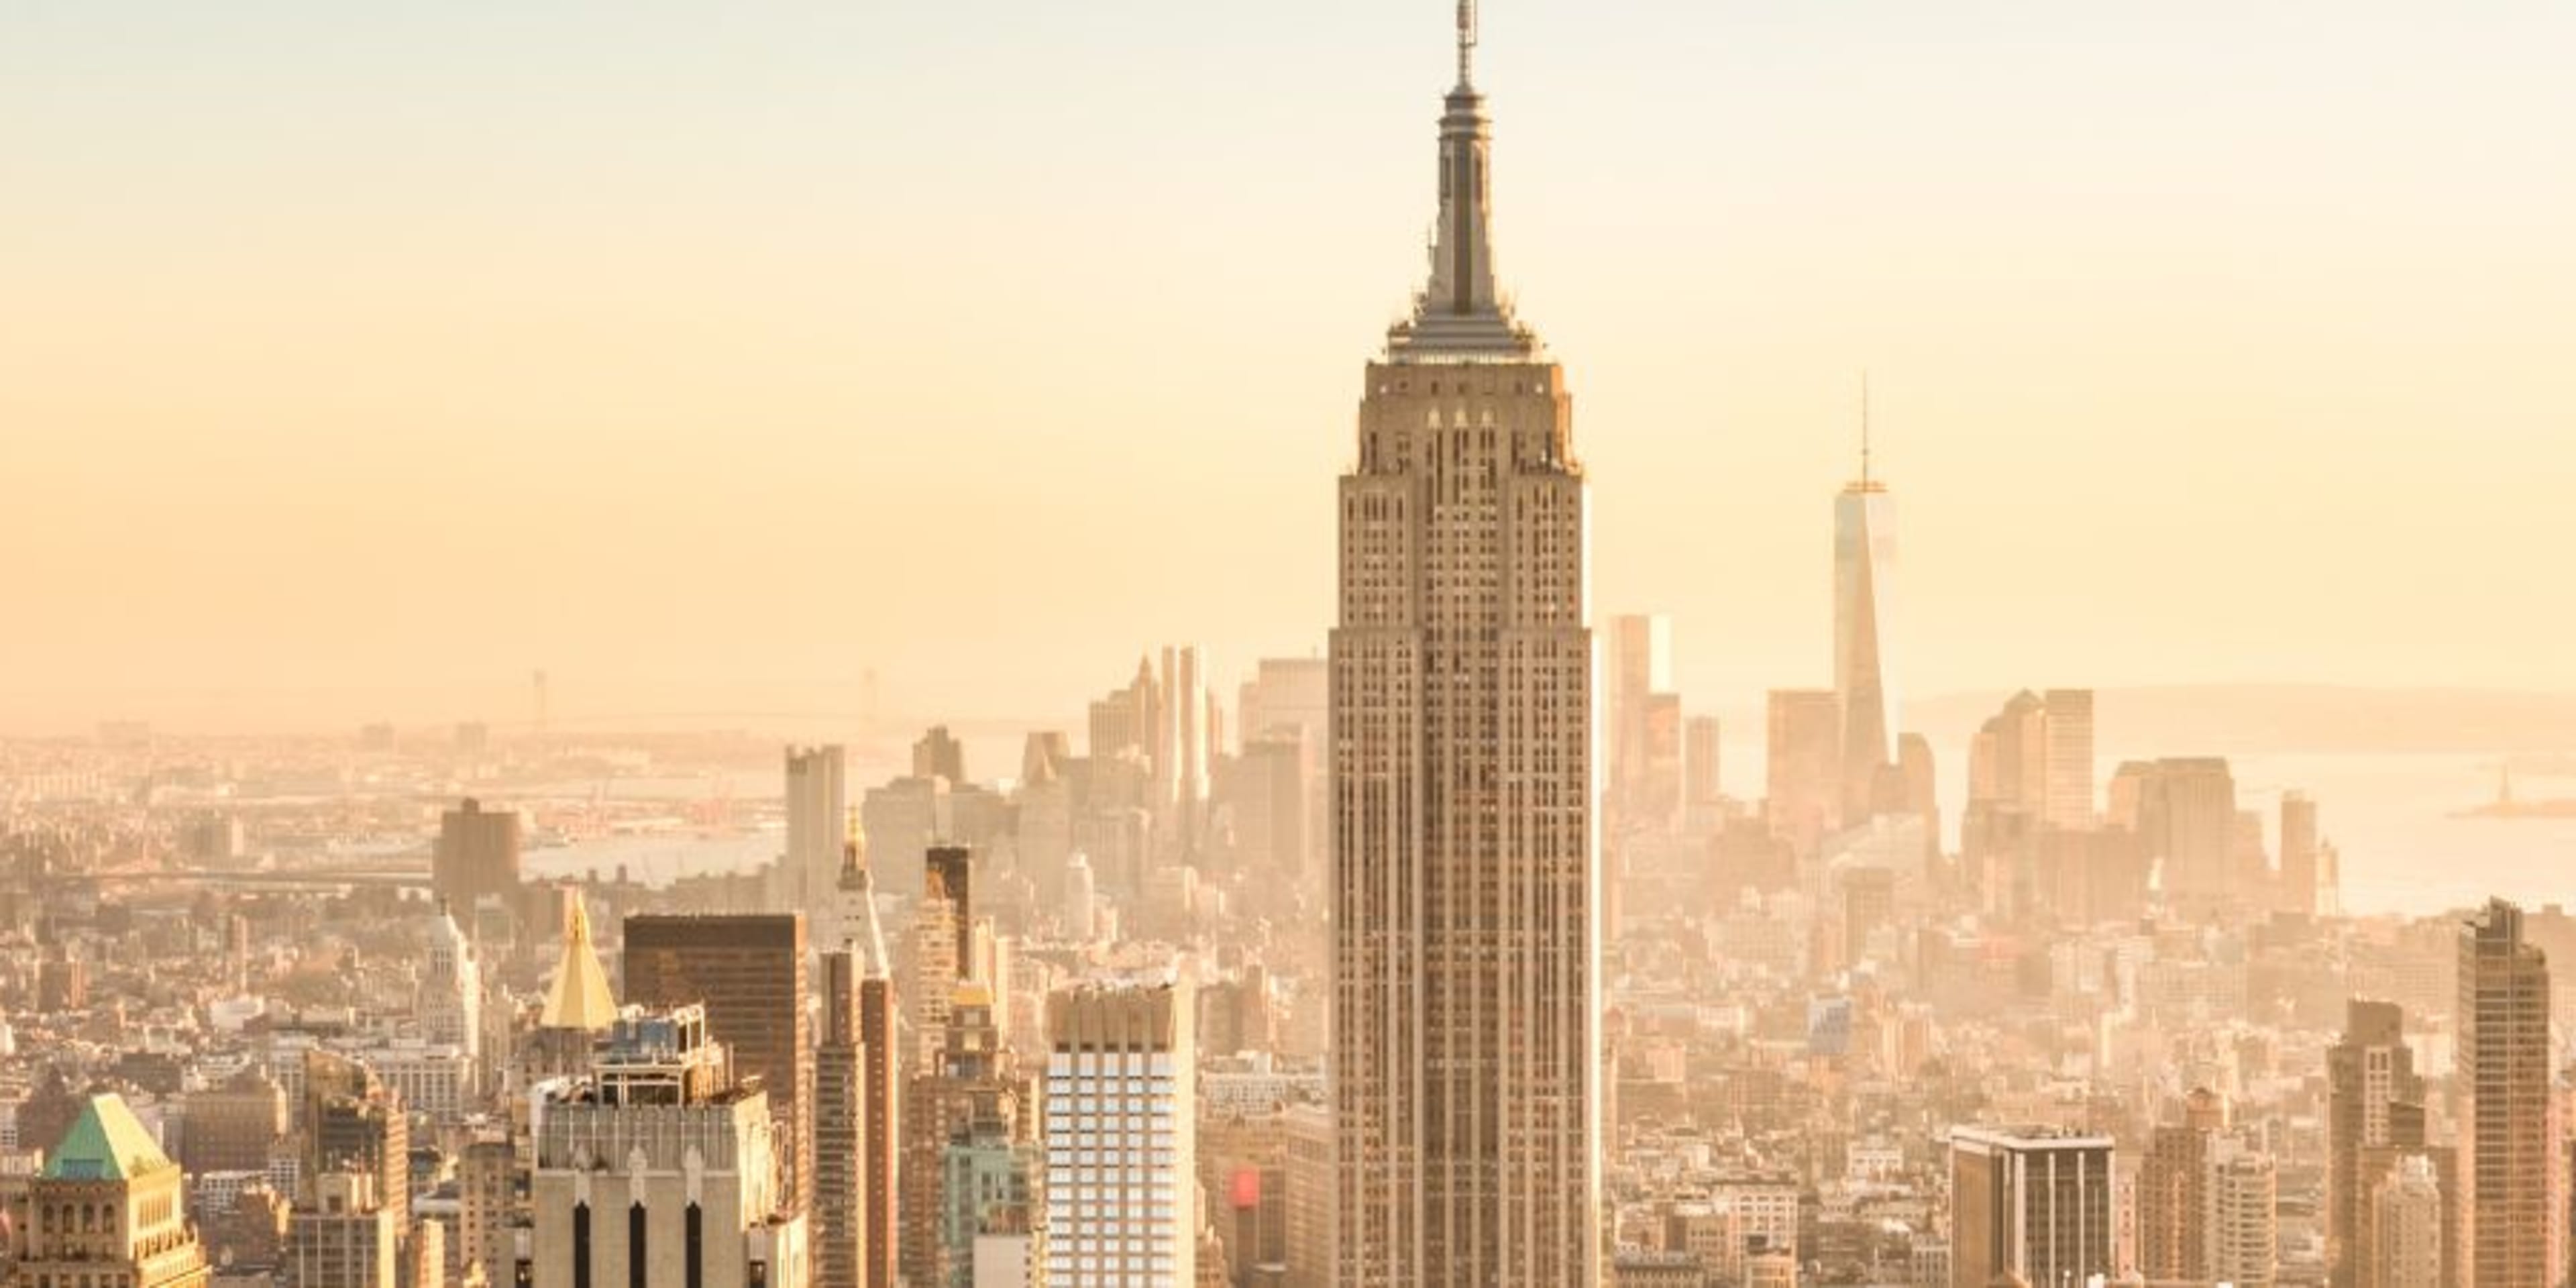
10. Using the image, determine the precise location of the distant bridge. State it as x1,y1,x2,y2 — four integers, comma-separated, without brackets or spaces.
98,864,435,891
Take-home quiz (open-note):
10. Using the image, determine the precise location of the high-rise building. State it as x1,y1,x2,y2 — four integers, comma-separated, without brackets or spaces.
1683,715,1723,826
1042,981,1197,1287
433,800,523,927
786,746,849,910
2137,1087,2226,1281
1834,409,1898,825
814,953,870,1288
288,1173,400,1288
1766,689,1842,853
622,915,815,1213
914,727,967,785
2040,689,2096,830
23,1094,212,1288
900,985,1028,1288
529,1006,807,1288
2329,999,2427,1288
2124,757,2239,916
2279,791,2323,916
2371,1155,2445,1288
1330,7,1598,1283
300,1051,409,1228
180,1066,286,1176
2207,1142,2279,1288
1947,1127,2115,1288
2456,899,2555,1288
812,824,904,1288
419,906,482,1071
1607,614,1678,829
456,1138,520,1288
1237,657,1331,885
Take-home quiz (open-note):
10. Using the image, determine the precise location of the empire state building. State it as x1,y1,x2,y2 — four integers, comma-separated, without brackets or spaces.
1331,4,1600,1283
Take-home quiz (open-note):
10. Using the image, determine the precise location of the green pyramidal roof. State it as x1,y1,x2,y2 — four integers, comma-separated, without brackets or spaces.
46,1093,172,1181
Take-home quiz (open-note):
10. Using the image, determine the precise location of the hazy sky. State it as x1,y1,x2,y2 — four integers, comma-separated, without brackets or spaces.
5,1,2572,734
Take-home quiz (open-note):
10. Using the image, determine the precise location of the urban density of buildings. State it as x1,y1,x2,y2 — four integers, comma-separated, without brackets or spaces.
2,7,2569,1288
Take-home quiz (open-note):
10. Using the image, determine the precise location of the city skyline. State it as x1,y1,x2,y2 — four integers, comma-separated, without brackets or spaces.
7,2,2575,733
5,9,2575,1288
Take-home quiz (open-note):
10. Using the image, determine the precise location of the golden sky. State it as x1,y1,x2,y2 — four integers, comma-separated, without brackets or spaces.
3,1,2571,733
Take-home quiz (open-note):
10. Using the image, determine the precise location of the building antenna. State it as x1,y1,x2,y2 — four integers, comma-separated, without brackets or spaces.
1860,372,1874,488
1457,0,1478,88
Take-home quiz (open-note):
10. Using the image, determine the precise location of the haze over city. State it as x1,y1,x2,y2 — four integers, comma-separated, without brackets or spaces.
6,6,2576,1288
7,1,2573,732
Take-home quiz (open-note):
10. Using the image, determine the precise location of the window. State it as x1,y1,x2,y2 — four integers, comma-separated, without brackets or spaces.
629,1205,647,1288
685,1203,703,1288
572,1204,592,1288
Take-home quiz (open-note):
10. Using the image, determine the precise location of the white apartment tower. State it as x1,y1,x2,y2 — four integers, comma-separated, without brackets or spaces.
1330,3,1599,1283
1043,981,1196,1287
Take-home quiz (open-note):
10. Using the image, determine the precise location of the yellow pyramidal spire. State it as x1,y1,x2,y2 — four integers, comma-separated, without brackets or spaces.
540,892,619,1031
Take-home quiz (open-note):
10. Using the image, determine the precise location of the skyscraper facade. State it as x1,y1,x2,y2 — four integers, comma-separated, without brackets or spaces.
786,745,848,910
1042,981,1197,1287
433,799,523,926
529,1007,806,1288
2328,999,2427,1288
2455,899,2555,1288
23,1095,212,1288
1834,432,1897,824
1947,1127,2115,1288
1330,6,1599,1283
622,915,815,1214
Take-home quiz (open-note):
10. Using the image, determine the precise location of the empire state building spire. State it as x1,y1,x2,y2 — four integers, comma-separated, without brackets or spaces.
1389,0,1540,362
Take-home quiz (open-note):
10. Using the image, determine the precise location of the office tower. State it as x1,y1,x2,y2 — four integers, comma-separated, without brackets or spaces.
434,800,523,924
623,915,815,1212
2329,1000,2427,1288
829,811,889,972
2372,1155,2445,1288
818,824,900,1288
420,905,482,1068
1766,690,1842,853
2041,689,2096,829
1152,645,1212,857
301,1051,409,1227
2207,1142,2279,1288
413,1219,448,1288
289,1173,400,1288
786,746,849,909
1066,860,1097,943
1042,981,1197,1287
2122,757,2238,916
530,1007,807,1288
2280,792,2322,916
1016,735,1077,899
181,1065,286,1175
1224,733,1307,886
1239,657,1331,883
1684,716,1723,820
914,727,967,784
2457,899,2554,1288
457,1139,519,1288
1947,1127,2115,1288
1835,408,1898,824
814,953,868,1288
1091,658,1160,762
928,845,975,975
25,1095,212,1288
1331,6,1599,1283
2137,1087,2226,1281
1607,614,1676,828
900,986,1029,1288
